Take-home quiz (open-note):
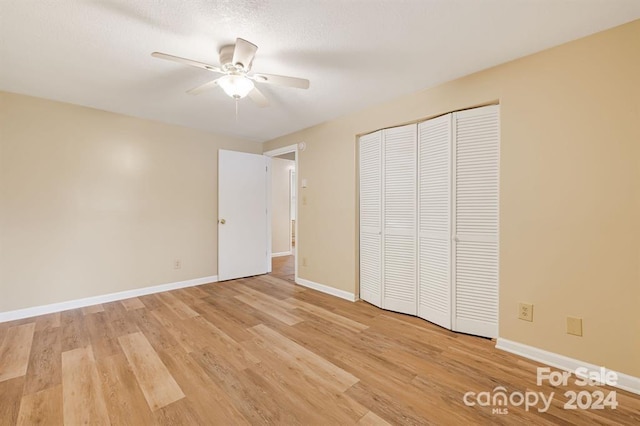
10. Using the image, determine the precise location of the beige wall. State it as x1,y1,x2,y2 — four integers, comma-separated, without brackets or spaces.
264,20,640,377
0,91,261,312
271,157,294,254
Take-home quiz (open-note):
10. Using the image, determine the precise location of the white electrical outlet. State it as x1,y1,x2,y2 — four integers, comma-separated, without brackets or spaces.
174,259,182,269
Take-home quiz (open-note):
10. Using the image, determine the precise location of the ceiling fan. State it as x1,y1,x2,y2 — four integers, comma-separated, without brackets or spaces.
152,38,309,107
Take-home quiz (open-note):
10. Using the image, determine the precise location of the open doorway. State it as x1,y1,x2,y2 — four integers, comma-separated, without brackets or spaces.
264,145,298,283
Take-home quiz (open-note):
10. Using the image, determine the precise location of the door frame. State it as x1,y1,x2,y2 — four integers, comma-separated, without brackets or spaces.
288,168,295,255
263,144,299,281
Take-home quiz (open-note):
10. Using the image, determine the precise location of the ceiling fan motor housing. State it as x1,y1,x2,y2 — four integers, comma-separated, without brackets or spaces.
219,44,245,72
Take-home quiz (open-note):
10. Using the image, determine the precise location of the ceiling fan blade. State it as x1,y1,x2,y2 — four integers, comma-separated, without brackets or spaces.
186,78,222,95
151,52,223,73
248,87,269,107
251,73,310,89
232,38,258,71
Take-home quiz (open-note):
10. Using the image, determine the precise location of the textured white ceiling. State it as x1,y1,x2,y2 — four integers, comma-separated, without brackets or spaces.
1,1,639,143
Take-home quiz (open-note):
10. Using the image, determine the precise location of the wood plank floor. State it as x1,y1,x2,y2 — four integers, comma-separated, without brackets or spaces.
1,267,638,424
271,254,294,283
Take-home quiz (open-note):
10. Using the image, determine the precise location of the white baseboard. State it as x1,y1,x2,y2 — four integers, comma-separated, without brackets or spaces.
496,338,640,395
271,251,293,258
0,275,218,323
295,277,357,302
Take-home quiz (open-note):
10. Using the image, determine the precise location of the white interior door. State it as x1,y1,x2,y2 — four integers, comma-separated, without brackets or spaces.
418,114,452,329
359,131,383,307
218,149,270,281
453,105,500,338
383,124,417,315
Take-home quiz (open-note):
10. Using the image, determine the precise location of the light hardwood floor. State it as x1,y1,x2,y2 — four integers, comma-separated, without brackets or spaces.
1,264,638,425
271,255,295,283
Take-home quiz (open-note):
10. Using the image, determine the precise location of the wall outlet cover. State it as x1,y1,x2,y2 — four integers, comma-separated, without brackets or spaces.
518,303,533,322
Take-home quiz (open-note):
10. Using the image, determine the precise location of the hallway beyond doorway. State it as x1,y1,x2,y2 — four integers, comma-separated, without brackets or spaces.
271,255,294,283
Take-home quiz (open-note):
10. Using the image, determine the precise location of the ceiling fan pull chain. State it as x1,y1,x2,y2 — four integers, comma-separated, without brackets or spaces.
235,99,239,123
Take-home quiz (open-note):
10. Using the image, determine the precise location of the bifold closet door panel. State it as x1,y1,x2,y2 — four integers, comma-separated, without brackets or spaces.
383,124,417,315
359,131,383,307
417,114,452,329
453,105,500,338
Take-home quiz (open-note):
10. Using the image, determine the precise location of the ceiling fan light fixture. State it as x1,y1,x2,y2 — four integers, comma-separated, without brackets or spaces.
152,37,309,108
218,74,254,99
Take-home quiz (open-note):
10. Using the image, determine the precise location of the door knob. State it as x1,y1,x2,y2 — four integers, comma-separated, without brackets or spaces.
219,219,226,224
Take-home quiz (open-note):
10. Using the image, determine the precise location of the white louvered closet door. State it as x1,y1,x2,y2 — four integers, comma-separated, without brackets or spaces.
418,115,452,329
383,124,417,315
453,105,500,338
359,131,383,307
